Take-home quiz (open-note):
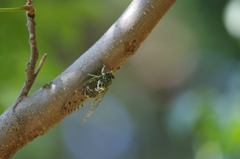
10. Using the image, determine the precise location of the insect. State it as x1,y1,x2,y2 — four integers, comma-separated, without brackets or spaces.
62,64,115,124
81,64,115,124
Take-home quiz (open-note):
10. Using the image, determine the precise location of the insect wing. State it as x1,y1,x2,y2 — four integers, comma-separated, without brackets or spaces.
81,89,108,124
61,90,85,115
61,75,99,115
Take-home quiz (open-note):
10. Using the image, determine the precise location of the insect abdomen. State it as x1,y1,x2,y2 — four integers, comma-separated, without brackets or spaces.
85,85,99,98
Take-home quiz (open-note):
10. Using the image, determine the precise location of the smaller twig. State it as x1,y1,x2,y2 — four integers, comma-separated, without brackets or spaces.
35,54,47,75
0,2,33,12
13,0,46,110
0,7,26,12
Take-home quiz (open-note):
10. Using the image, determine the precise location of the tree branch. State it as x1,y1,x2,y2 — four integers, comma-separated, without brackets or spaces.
13,0,46,110
0,0,176,158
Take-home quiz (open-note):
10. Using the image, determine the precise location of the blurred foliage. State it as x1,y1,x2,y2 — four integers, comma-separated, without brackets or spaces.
1,0,240,159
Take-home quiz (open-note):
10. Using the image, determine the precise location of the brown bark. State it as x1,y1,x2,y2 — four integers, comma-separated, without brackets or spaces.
0,0,176,158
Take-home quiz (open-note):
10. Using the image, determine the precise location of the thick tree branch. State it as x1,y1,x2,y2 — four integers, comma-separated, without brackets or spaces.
0,0,176,158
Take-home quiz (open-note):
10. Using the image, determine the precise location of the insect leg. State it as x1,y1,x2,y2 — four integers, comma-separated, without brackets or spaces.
101,64,106,74
88,74,99,77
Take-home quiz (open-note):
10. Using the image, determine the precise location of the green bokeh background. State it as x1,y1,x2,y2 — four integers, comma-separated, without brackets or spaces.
1,0,240,159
